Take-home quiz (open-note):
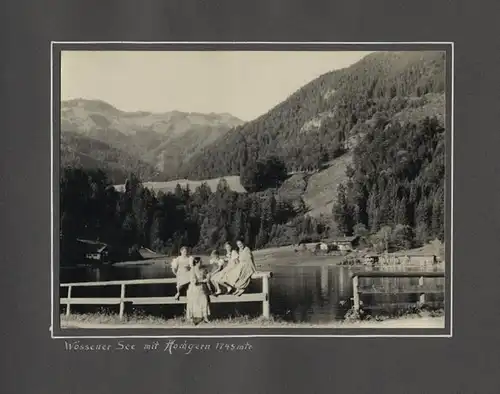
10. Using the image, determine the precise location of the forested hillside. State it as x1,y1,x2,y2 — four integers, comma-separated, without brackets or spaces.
61,132,160,183
60,51,447,263
60,169,308,264
332,115,445,250
178,51,445,179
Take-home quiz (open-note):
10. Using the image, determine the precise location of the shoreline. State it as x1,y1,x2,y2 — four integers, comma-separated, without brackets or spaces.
61,242,445,270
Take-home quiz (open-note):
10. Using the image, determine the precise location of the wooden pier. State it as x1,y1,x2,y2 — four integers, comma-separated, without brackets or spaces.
351,271,445,311
60,271,273,320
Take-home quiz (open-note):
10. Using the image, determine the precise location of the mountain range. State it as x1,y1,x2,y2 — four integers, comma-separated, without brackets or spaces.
60,99,244,182
177,51,445,179
60,51,446,217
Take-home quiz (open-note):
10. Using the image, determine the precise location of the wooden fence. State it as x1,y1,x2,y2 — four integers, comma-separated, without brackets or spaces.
60,271,272,320
351,271,445,311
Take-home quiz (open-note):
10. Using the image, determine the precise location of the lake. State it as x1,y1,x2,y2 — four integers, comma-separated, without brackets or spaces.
60,259,445,323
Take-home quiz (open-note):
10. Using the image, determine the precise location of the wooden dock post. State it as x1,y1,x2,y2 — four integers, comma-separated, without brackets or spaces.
66,285,72,317
352,275,360,311
119,284,126,321
418,276,425,306
262,274,270,318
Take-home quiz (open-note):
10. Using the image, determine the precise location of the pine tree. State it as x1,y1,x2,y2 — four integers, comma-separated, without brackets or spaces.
394,197,409,226
244,227,252,248
431,188,444,241
121,212,138,250
231,209,244,243
149,212,164,251
174,184,184,200
415,198,430,245
198,217,213,251
255,221,268,249
366,185,380,232
333,183,354,236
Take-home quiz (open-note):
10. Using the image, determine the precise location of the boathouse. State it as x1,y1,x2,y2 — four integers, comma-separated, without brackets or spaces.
323,236,360,252
364,253,438,265
363,254,380,265
76,239,110,262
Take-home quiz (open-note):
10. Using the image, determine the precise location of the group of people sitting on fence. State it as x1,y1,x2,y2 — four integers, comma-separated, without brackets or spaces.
170,240,257,324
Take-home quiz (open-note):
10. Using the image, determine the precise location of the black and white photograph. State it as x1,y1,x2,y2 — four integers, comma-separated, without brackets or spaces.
56,45,450,332
9,0,500,391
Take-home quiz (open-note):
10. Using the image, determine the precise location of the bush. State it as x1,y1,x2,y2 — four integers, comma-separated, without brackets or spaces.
240,156,287,193
368,224,416,253
390,224,415,250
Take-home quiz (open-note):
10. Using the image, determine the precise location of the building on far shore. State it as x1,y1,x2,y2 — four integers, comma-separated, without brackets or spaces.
390,254,437,265
138,247,164,260
320,236,360,252
363,253,438,265
76,239,110,263
363,254,380,265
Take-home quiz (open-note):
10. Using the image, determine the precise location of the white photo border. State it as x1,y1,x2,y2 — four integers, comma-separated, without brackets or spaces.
50,41,454,339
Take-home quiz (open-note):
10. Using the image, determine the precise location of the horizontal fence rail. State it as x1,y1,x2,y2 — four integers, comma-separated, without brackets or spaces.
61,271,273,320
351,271,445,312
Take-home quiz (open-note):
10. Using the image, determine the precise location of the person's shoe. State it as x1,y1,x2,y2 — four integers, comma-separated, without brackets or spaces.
233,289,245,297
174,292,180,300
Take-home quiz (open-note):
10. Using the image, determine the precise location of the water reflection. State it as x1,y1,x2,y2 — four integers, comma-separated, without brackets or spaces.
60,262,444,323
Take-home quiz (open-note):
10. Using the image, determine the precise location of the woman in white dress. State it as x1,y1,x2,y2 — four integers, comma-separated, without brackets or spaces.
213,242,240,295
186,257,210,324
222,240,257,296
171,246,193,300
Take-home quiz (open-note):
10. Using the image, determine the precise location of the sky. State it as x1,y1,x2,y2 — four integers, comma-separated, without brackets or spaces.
61,50,372,121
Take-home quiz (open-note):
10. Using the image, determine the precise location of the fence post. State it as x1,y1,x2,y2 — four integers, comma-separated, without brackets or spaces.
66,285,72,317
418,276,425,306
262,274,270,319
352,275,360,311
119,284,126,321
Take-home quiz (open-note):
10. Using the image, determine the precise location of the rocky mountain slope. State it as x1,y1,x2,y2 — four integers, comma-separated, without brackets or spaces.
60,99,243,181
177,51,445,180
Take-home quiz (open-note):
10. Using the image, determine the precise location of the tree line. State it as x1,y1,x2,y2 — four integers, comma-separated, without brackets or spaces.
332,116,445,251
60,52,446,264
60,116,446,265
60,167,332,266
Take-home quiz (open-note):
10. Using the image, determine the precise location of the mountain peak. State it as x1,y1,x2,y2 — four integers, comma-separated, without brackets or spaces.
62,98,122,114
60,98,245,180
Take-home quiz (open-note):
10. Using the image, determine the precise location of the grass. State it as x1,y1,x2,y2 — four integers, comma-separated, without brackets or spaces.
344,305,445,323
60,308,445,329
114,176,247,194
302,153,353,217
111,151,351,217
61,312,280,327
